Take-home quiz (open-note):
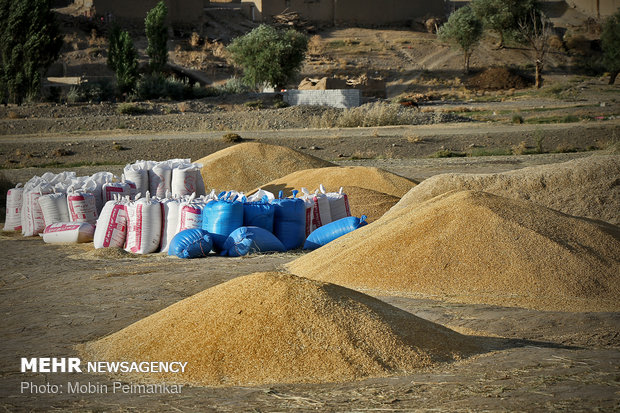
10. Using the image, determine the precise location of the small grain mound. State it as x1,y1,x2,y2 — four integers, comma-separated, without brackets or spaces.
256,166,416,198
339,186,401,222
387,155,620,225
288,191,620,312
80,272,479,386
195,142,333,193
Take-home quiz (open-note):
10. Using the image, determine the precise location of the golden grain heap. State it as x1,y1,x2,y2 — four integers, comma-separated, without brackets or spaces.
338,185,401,222
387,155,620,225
195,142,333,193
80,272,479,386
257,166,416,198
288,190,620,312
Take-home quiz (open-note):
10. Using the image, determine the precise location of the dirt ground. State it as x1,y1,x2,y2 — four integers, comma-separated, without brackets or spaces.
0,233,618,412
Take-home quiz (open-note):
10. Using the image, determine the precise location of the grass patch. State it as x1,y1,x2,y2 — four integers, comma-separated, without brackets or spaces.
430,150,467,158
310,102,420,128
222,133,243,143
470,148,513,156
524,115,582,124
117,103,147,115
244,100,264,109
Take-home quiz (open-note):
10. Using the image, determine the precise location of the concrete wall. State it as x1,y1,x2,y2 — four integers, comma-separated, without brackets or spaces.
241,0,445,24
284,89,361,108
82,0,204,24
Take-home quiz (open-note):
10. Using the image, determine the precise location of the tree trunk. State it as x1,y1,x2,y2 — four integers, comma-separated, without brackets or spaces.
464,52,470,74
609,70,619,85
535,60,543,88
496,30,504,49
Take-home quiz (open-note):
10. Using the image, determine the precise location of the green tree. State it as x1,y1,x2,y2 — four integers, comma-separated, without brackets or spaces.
227,24,308,89
601,9,620,84
471,0,539,48
145,1,168,74
108,26,139,95
438,6,483,74
0,0,62,104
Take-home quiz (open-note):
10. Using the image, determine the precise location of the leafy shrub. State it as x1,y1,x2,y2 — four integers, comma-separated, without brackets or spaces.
117,103,147,115
227,24,308,88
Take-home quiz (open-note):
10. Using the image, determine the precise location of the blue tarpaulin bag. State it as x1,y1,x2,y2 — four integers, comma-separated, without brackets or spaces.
243,196,275,233
221,226,286,257
271,191,306,250
202,198,244,251
303,215,367,250
168,228,213,258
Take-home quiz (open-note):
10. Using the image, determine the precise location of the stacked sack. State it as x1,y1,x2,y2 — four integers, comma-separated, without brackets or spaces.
5,172,365,256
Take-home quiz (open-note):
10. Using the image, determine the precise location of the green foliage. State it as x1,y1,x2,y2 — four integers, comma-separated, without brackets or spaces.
137,75,216,100
227,24,308,89
108,27,139,95
438,6,483,73
145,1,168,74
217,77,252,94
117,103,147,115
471,0,539,47
0,0,62,104
602,9,620,79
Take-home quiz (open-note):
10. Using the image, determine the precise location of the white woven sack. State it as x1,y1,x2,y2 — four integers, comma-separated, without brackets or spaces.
311,189,332,229
125,192,161,254
22,185,53,236
149,162,172,198
160,197,181,253
320,184,351,221
102,181,132,202
4,184,24,231
94,199,128,249
38,192,70,226
90,172,116,213
299,187,316,236
171,166,200,197
42,222,95,244
176,194,204,232
123,162,149,199
67,191,98,225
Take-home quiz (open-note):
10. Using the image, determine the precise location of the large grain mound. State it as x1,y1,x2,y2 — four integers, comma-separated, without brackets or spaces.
194,143,333,193
339,186,401,222
387,155,620,225
256,166,416,198
288,191,620,312
80,272,479,386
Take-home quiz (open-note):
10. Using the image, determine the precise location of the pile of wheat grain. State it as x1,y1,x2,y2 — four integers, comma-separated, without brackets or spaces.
339,186,401,222
194,143,333,193
288,191,620,312
80,272,479,386
387,155,620,225
256,166,416,198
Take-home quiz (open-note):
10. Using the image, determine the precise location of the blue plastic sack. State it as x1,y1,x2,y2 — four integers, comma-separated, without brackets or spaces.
221,226,286,257
243,197,275,233
168,228,213,259
202,200,244,251
271,196,306,250
303,215,367,250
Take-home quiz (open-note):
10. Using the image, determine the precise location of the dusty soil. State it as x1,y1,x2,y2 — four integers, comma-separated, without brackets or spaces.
0,234,618,411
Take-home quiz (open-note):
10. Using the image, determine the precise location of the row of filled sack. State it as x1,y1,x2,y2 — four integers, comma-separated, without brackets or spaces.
39,187,366,255
3,160,205,236
93,187,360,254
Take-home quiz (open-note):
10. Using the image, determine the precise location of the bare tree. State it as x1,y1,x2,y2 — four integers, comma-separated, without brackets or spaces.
518,10,552,88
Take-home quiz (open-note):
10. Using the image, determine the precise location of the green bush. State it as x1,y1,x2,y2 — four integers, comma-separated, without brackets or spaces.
227,24,308,89
217,77,251,94
117,103,147,115
108,25,139,95
137,75,216,100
